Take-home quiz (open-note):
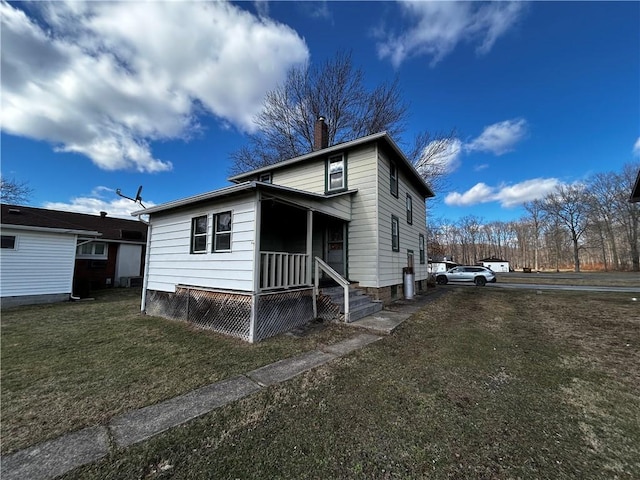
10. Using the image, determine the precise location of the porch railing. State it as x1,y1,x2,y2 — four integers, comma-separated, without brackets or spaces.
260,251,309,290
313,256,350,322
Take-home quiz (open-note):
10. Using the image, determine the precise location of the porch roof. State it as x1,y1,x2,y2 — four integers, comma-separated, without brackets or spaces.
133,181,357,217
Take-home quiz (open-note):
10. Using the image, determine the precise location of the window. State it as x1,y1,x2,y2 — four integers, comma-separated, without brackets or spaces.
391,215,400,252
1,235,16,249
390,162,398,197
407,250,414,269
191,215,207,253
259,172,272,183
76,242,107,258
326,155,345,191
419,234,425,264
213,211,232,252
406,194,413,224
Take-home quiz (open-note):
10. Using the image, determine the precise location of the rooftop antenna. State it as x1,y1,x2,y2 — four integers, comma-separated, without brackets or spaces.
116,185,145,208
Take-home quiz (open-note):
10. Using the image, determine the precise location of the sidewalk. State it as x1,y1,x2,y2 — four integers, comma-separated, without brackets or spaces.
2,292,435,480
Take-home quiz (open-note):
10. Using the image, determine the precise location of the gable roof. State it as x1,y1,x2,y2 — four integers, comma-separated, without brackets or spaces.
1,204,147,242
227,131,435,199
479,257,509,263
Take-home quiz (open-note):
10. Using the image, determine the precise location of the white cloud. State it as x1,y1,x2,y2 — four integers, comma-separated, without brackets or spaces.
1,1,309,172
465,118,528,155
42,195,154,219
377,1,526,67
634,137,640,157
474,163,489,172
445,177,561,207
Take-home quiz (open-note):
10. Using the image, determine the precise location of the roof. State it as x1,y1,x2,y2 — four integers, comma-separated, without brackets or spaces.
135,181,357,216
227,131,435,199
1,204,147,242
479,257,509,263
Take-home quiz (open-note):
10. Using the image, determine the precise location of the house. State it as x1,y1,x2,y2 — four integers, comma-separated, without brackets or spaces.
1,204,148,307
479,256,510,273
134,120,434,342
428,257,457,274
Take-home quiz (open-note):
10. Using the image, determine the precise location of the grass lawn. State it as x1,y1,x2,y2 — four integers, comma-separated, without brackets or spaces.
57,288,640,479
0,288,354,454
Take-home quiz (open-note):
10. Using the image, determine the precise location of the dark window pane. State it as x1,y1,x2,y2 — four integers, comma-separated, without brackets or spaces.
217,212,231,232
1,235,15,249
193,236,206,252
215,233,231,251
194,216,207,234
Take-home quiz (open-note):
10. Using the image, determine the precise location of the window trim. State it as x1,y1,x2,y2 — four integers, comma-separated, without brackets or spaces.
326,154,347,192
419,234,425,264
1,235,17,250
390,161,398,198
391,215,400,252
76,241,108,258
191,215,208,254
259,172,272,183
406,194,413,225
212,210,232,253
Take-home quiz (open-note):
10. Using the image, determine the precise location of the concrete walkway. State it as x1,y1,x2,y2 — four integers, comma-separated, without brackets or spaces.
2,292,434,480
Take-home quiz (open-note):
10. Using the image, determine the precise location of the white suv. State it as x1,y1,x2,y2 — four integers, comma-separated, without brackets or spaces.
436,266,496,286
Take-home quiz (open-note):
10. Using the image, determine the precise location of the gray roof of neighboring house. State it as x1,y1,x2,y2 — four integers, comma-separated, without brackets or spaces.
227,131,435,199
479,257,509,263
1,204,147,242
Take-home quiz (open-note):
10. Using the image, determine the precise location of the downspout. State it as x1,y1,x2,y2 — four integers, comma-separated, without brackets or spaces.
140,220,152,312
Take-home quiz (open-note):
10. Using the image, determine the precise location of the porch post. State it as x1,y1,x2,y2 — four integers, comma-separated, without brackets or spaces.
306,209,313,285
250,192,262,343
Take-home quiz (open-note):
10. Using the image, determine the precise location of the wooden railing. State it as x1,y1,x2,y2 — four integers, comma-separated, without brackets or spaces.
260,251,309,290
313,256,350,322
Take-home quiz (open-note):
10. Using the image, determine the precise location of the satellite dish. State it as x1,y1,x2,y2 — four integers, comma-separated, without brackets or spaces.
135,186,143,202
116,185,145,209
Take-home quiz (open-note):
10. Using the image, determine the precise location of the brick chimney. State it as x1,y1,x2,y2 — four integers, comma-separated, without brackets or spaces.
314,116,328,151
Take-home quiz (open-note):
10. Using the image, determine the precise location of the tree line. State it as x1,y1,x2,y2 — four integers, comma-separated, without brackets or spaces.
428,163,640,272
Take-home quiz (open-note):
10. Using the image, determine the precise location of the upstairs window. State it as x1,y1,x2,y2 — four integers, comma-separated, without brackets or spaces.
259,172,272,183
391,215,400,252
390,162,398,197
327,155,345,191
419,234,425,264
406,194,413,225
77,242,107,258
213,211,232,252
1,235,16,249
191,215,208,253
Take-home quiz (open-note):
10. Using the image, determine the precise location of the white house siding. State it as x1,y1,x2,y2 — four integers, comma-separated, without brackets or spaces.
145,194,256,293
376,151,429,288
114,243,143,285
271,160,325,194
344,143,380,285
0,228,76,299
273,191,352,221
482,261,510,273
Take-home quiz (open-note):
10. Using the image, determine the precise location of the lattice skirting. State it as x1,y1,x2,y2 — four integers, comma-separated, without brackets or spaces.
254,289,314,342
145,287,323,342
145,288,251,341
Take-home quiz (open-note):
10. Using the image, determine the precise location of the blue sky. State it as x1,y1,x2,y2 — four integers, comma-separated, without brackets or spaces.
2,1,639,222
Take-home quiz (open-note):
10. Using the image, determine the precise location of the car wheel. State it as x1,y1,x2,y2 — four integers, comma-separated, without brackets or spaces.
474,276,487,286
436,275,448,285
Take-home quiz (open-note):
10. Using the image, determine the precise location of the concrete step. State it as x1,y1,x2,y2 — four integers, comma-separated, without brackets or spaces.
320,285,383,322
347,301,383,323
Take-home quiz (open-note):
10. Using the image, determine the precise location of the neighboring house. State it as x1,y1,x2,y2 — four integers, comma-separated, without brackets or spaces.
479,256,510,273
1,204,148,307
631,169,640,202
135,120,434,342
428,258,458,274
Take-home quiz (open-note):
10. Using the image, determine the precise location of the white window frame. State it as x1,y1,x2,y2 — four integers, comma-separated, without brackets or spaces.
419,234,425,264
326,154,345,192
76,241,108,258
259,172,272,183
390,162,398,198
391,215,400,252
213,211,232,252
191,215,208,254
406,194,413,225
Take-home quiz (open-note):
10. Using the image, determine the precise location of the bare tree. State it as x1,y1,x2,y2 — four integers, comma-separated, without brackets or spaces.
229,51,455,191
540,185,589,272
0,176,33,204
523,199,545,271
613,163,640,271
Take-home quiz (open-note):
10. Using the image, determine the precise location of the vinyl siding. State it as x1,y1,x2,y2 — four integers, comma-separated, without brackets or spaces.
344,143,380,285
271,160,326,194
146,194,256,293
0,228,76,297
377,151,429,288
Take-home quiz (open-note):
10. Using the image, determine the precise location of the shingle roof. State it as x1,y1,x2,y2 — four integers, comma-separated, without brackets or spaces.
1,204,147,242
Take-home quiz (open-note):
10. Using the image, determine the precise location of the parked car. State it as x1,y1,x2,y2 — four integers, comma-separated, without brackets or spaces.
436,266,496,286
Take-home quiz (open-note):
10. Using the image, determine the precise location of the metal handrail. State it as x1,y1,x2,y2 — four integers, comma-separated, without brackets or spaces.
313,256,350,322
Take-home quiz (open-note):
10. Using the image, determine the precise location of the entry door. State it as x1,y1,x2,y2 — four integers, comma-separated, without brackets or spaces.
326,224,345,276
